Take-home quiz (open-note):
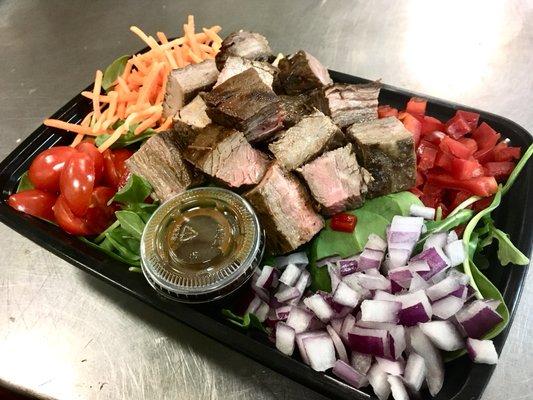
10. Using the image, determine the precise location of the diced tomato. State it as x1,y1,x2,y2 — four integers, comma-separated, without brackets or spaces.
493,145,521,162
406,97,427,116
458,138,478,154
473,146,494,164
435,151,454,171
421,116,444,135
415,170,425,187
483,161,515,181
445,114,471,139
450,157,484,180
455,110,480,131
402,113,422,146
472,122,500,149
455,225,466,237
378,105,398,118
424,130,446,145
7,189,57,221
473,196,494,212
417,144,438,171
449,190,472,211
439,136,474,159
409,187,424,197
330,213,357,233
426,173,498,197
419,183,443,209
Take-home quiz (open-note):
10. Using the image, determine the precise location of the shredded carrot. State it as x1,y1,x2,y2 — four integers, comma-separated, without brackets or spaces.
45,119,102,136
155,116,173,132
187,47,203,63
92,70,103,123
173,45,185,68
134,112,161,135
136,62,164,105
98,124,127,152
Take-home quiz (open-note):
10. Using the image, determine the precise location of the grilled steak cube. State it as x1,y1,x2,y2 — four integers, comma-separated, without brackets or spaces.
125,130,203,202
203,68,285,143
162,59,219,118
176,95,211,129
311,82,380,128
214,56,277,88
346,117,416,197
278,51,333,95
215,30,273,70
268,112,345,170
298,144,372,216
279,94,315,127
245,163,324,254
184,124,270,188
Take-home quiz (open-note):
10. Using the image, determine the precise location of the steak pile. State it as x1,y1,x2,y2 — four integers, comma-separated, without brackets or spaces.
131,32,416,253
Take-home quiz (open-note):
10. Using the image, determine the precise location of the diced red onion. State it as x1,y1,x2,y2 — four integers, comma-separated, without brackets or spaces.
338,256,358,275
246,295,262,314
354,273,391,291
376,356,405,376
404,352,426,391
409,326,444,396
432,295,465,320
348,327,391,358
450,285,467,299
274,285,301,303
389,216,424,243
302,333,336,371
483,299,501,311
332,360,369,389
397,290,432,326
275,322,295,355
419,320,464,351
426,275,464,301
365,233,388,252
409,272,429,292
296,331,322,365
303,294,334,322
388,325,407,360
466,338,498,364
279,263,302,286
286,306,314,333
316,255,341,268
327,325,349,363
412,247,451,280
408,259,431,272
410,204,436,220
342,273,370,298
333,281,361,308
330,317,344,336
340,314,357,343
328,263,342,292
308,317,326,331
456,300,503,339
444,240,466,267
388,375,409,400
361,300,402,323
275,305,292,321
423,232,447,251
372,290,396,301
274,252,308,268
255,300,270,322
385,248,411,270
255,265,279,290
358,248,384,270
447,230,459,243
388,267,413,288
252,283,271,303
367,363,391,400
351,351,372,375
391,280,403,294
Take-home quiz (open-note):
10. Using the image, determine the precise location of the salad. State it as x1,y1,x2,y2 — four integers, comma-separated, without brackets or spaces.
5,14,533,400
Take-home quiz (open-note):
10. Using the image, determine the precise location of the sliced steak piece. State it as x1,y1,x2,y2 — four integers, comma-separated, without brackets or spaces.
162,59,219,118
278,51,333,95
214,56,277,88
125,130,203,202
268,112,345,170
298,144,372,216
184,124,270,188
215,31,272,71
346,117,416,197
279,94,315,127
176,95,211,129
203,68,285,143
311,82,380,128
244,163,324,254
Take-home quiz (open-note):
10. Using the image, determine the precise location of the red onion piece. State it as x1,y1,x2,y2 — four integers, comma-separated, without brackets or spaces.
404,352,426,391
338,256,358,275
279,263,302,286
351,351,372,375
367,363,391,400
286,306,314,333
327,325,349,363
397,290,432,326
274,252,308,268
361,299,402,323
316,255,341,268
303,293,334,323
466,338,498,364
340,314,356,344
275,322,295,355
409,272,429,292
332,281,361,308
376,356,405,376
332,360,369,389
302,333,336,371
274,285,301,303
255,300,270,322
358,248,384,270
409,204,435,220
456,300,503,339
330,317,343,336
328,263,342,292
387,375,410,400
412,247,451,280
431,295,465,320
365,233,387,252
444,240,466,267
409,326,444,396
275,305,291,321
419,320,464,351
255,265,279,290
348,326,391,358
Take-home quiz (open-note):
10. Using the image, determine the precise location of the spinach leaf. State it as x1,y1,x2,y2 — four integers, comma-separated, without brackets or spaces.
115,210,145,239
16,171,34,192
95,126,156,149
106,227,141,260
111,175,152,205
221,309,267,333
122,202,159,223
102,55,130,92
79,237,140,266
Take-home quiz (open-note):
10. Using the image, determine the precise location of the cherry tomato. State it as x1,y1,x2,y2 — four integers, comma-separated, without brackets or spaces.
330,213,357,233
60,152,95,217
28,146,77,192
7,189,57,221
103,149,133,189
76,142,104,183
53,195,91,235
85,186,117,234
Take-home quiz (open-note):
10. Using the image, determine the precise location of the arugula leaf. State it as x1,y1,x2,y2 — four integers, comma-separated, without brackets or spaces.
221,309,267,333
79,237,140,266
420,209,474,244
112,175,152,205
486,225,529,266
95,126,156,149
115,210,145,239
16,171,34,192
102,55,130,92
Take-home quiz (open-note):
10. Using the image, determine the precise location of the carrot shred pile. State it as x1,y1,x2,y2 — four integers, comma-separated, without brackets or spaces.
44,15,222,152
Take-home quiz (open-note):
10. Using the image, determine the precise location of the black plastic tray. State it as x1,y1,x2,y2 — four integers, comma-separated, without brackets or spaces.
0,70,531,400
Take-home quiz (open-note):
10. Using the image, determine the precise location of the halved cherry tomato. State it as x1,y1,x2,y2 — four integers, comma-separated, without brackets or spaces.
426,173,498,197
85,187,117,234
455,110,480,131
472,122,500,149
330,213,357,233
53,195,91,235
76,142,104,184
445,114,471,139
28,146,77,192
450,157,484,180
421,116,444,135
378,105,398,118
60,152,95,217
406,97,427,116
483,161,515,180
103,149,133,189
402,113,422,146
439,136,474,159
7,189,56,221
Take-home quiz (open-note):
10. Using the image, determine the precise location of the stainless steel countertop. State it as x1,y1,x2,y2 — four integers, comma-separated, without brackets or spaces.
0,1,531,399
